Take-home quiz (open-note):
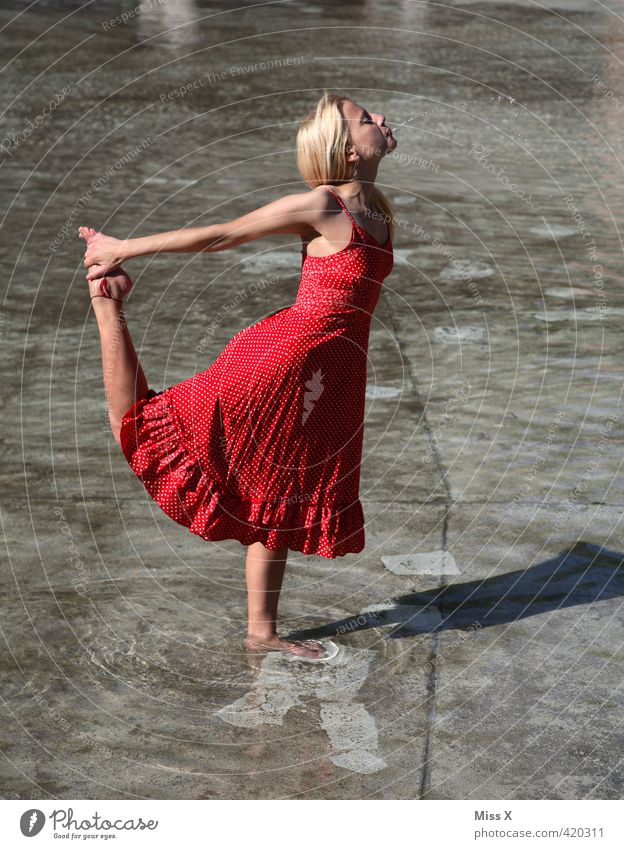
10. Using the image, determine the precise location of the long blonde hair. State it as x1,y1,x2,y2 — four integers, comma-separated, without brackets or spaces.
296,90,395,241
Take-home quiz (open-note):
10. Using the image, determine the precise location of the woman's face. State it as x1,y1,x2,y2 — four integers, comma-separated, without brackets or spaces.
340,99,397,160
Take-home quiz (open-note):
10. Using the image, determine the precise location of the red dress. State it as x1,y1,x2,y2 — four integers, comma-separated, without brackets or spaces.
119,186,394,558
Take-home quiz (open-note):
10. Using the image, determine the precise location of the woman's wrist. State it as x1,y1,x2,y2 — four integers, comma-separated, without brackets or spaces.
121,233,183,260
120,237,141,261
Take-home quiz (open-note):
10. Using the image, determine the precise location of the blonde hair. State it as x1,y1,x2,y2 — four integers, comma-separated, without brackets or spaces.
296,90,395,241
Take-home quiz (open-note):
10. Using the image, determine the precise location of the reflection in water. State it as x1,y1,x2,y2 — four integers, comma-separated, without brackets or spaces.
136,0,201,49
217,644,388,774
2,0,624,801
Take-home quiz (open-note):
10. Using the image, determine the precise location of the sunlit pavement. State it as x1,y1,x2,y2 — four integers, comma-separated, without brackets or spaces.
1,0,623,799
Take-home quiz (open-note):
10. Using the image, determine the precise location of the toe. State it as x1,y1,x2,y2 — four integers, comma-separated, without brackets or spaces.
78,226,97,242
290,640,326,658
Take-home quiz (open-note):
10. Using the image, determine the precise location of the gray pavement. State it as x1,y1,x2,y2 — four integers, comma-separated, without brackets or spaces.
1,0,624,799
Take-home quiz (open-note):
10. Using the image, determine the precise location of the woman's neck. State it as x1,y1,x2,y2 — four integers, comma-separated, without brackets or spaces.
336,179,376,211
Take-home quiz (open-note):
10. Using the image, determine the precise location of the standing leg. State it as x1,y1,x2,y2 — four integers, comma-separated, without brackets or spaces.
88,268,148,445
243,541,327,658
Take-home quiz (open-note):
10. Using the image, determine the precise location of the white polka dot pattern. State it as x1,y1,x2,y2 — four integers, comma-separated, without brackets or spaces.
119,187,394,558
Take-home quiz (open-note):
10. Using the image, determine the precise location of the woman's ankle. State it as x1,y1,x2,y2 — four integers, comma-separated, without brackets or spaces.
246,628,277,640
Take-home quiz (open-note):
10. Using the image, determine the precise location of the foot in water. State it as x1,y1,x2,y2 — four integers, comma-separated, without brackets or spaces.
243,634,328,659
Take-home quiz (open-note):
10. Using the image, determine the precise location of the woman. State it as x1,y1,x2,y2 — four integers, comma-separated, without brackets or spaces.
79,91,397,660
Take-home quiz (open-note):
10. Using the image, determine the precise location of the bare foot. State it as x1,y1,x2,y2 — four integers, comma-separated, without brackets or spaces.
88,265,133,303
243,634,328,659
78,226,98,240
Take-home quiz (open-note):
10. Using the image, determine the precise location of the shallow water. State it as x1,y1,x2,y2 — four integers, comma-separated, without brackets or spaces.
2,0,624,801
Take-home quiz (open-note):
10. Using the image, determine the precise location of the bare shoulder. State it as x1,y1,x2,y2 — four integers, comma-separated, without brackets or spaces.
292,184,335,210
311,184,337,205
253,185,333,218
306,185,337,214
310,185,345,217
275,185,333,204
270,185,335,230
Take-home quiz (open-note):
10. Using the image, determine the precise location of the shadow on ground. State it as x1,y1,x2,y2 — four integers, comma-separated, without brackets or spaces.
287,541,624,640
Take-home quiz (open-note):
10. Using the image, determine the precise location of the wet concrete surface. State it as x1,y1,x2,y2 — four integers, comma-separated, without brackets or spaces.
1,0,624,799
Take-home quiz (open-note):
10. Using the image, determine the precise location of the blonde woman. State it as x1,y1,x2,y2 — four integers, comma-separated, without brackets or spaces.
79,91,397,659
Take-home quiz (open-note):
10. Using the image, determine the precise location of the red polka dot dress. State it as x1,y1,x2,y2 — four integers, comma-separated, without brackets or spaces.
119,186,394,558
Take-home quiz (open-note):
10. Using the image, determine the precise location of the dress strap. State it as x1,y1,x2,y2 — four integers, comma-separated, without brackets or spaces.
324,186,360,230
323,185,389,246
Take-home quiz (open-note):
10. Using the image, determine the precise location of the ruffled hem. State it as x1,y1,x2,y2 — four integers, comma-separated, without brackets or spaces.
119,389,365,559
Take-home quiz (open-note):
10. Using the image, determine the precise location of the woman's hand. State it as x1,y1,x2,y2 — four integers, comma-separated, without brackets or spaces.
79,227,127,280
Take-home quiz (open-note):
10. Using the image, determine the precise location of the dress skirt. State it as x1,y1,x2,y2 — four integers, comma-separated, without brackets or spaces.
119,304,368,558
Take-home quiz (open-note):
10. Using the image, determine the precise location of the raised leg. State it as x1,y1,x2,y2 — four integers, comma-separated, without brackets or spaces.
89,275,148,445
243,541,327,658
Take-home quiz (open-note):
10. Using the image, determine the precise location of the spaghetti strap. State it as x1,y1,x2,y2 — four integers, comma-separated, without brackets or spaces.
324,186,358,227
323,186,389,247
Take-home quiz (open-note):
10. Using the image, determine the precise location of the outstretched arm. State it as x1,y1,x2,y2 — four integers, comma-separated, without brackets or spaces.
80,188,329,280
